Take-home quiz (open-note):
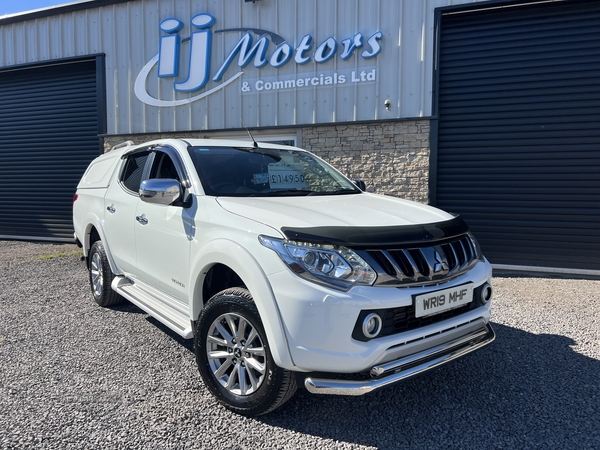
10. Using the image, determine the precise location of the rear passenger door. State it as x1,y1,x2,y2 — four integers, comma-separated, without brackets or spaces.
103,149,150,275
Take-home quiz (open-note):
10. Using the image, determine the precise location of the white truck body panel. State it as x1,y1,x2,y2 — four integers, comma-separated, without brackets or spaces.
73,138,495,409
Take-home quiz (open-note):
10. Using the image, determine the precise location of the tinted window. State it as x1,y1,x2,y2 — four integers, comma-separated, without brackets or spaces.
121,152,149,193
149,152,180,182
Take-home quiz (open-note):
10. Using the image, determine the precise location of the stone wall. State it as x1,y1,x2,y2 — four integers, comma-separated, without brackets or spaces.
302,120,430,203
103,119,431,204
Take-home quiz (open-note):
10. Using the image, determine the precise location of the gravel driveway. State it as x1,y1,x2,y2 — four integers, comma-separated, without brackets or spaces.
1,241,599,449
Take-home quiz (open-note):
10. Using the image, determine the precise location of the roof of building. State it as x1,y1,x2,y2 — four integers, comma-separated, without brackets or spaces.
0,0,130,26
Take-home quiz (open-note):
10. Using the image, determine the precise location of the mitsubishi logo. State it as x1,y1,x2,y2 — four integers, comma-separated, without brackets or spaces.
433,250,450,273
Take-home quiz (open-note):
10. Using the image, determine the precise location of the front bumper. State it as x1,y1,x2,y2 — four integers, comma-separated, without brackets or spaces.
304,320,495,395
267,259,493,373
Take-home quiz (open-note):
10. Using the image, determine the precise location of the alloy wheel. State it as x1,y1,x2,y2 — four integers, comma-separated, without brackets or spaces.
90,252,103,297
206,313,266,396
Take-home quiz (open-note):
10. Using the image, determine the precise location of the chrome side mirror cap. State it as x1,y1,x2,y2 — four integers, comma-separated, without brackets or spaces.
139,179,182,205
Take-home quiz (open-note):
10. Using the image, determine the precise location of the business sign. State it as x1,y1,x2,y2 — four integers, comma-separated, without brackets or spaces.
135,13,383,107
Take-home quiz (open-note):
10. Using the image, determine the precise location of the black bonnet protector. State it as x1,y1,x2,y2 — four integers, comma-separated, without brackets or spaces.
281,216,469,249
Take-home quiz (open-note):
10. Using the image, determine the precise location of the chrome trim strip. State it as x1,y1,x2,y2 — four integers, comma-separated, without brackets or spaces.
304,323,495,396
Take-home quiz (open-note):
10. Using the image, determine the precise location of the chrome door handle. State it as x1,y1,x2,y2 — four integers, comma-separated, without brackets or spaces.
136,215,148,225
106,205,116,213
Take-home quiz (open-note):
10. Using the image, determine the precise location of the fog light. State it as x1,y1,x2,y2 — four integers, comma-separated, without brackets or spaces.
480,283,493,304
362,313,382,339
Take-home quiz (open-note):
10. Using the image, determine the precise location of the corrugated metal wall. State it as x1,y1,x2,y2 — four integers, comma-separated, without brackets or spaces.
0,0,482,135
435,0,600,271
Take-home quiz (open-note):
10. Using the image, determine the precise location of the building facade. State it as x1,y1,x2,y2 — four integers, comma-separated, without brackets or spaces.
0,0,598,274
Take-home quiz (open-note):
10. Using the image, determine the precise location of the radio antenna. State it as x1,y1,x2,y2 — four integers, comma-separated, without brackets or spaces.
241,119,258,148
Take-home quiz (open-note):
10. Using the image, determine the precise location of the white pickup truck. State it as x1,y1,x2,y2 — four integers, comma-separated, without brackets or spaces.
73,138,494,416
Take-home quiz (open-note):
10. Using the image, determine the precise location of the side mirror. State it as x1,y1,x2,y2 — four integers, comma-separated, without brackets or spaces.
353,180,366,191
139,179,182,205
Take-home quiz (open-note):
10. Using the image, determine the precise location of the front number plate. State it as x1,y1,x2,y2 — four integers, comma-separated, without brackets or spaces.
414,283,474,318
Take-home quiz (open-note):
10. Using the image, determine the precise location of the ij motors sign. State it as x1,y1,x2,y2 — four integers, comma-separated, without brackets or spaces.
135,13,383,107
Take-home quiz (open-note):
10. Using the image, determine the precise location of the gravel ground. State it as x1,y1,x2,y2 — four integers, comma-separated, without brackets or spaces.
1,241,599,449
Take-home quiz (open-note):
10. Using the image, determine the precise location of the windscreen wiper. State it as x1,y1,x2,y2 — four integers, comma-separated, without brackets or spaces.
253,189,315,196
328,188,361,195
292,188,360,196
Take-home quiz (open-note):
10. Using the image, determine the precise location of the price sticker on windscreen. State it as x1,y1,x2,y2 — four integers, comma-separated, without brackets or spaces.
268,163,307,189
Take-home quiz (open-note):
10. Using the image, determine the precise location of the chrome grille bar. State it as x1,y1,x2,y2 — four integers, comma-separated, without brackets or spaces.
418,248,435,279
402,249,423,281
380,250,408,281
447,242,460,275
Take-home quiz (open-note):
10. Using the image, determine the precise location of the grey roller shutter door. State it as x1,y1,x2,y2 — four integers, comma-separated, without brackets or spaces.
435,0,600,271
0,59,102,242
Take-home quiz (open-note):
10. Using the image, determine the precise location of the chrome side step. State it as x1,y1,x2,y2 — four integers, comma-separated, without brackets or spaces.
304,323,495,396
111,276,193,339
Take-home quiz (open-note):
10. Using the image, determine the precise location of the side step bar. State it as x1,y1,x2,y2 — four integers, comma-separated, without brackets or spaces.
305,322,495,396
112,276,193,339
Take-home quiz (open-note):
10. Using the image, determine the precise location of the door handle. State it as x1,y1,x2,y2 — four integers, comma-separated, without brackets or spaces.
136,215,148,225
106,205,116,213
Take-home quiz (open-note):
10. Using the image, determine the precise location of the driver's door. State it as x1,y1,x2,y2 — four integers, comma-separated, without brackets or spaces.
133,149,193,304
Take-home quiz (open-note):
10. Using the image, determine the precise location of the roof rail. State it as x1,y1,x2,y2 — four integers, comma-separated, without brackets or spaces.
110,140,135,152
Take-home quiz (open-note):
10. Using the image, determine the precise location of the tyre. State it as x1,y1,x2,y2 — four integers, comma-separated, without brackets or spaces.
195,288,297,416
88,240,123,307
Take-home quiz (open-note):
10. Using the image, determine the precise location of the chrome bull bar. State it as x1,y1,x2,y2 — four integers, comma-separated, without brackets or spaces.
304,322,495,396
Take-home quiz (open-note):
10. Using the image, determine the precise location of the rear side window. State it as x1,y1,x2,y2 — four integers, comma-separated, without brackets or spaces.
120,151,149,193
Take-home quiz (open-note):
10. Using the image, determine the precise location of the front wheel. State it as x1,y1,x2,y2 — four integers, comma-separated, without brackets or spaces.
195,288,297,416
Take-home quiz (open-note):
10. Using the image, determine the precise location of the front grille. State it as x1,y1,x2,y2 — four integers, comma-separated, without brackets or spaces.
358,234,479,287
380,301,477,337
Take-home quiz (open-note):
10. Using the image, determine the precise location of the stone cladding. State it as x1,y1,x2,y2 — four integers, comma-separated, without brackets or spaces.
302,120,430,203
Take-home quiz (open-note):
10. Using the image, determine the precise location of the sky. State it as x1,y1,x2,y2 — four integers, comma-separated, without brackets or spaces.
0,0,77,16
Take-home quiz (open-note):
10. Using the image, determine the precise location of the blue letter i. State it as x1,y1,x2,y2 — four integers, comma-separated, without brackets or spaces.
158,18,183,78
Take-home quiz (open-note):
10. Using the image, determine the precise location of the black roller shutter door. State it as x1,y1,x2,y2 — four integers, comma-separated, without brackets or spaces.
0,59,102,242
435,0,600,271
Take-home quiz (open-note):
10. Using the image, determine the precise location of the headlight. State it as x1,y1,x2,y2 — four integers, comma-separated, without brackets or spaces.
259,235,377,290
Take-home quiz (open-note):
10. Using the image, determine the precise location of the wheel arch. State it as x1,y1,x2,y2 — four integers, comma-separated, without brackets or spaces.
80,212,120,275
201,263,247,304
190,239,296,370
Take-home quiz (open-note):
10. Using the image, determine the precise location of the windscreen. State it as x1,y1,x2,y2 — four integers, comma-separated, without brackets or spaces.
188,146,361,197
